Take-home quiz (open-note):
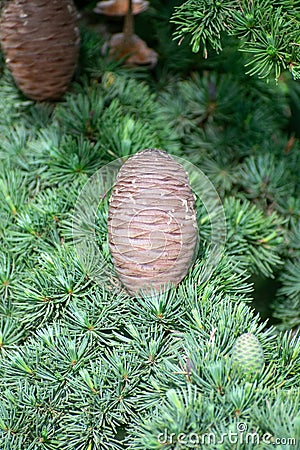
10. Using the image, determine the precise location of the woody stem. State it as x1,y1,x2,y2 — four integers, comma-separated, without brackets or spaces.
123,0,134,43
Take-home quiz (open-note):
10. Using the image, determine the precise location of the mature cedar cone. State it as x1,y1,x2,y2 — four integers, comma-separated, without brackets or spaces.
0,0,80,101
94,0,149,16
105,33,158,67
108,149,198,296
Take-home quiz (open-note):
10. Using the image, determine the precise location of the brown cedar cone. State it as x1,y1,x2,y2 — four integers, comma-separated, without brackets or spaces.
0,0,80,101
105,33,158,67
94,0,149,16
108,149,198,296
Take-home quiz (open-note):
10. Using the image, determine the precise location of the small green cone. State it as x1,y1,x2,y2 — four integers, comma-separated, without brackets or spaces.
231,333,264,378
293,415,300,439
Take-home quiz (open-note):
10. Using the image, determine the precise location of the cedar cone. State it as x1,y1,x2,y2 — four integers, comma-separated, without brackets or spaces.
0,0,80,101
108,149,198,296
94,0,149,16
232,333,265,377
105,33,158,67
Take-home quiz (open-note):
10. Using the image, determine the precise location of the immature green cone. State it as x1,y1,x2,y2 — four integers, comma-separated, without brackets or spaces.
231,333,264,377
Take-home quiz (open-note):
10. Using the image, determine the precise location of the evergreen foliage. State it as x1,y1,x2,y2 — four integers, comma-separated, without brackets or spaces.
0,2,299,449
171,0,300,81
